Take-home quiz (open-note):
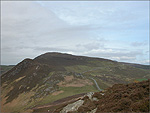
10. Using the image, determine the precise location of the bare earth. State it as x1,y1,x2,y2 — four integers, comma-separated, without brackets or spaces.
52,91,64,96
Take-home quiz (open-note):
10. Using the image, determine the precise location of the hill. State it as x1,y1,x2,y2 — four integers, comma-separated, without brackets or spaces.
33,80,149,112
1,52,150,112
0,65,15,75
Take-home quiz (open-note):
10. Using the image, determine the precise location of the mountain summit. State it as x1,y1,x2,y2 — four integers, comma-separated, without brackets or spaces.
1,52,150,112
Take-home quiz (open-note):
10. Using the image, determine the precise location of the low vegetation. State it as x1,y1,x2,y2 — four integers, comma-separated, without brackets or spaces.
0,65,14,75
33,80,149,113
1,52,150,112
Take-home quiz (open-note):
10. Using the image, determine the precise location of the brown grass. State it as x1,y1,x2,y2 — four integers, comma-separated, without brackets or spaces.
57,75,93,87
52,91,64,96
1,91,35,112
15,76,25,82
65,76,74,82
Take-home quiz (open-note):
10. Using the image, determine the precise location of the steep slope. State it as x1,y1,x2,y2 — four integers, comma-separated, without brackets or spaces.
33,80,149,113
0,65,14,75
1,52,150,112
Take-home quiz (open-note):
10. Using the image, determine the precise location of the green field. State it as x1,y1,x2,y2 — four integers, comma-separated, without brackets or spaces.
38,85,98,106
136,78,148,82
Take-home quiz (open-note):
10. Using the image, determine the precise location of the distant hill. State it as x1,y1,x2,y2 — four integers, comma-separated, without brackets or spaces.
1,52,150,112
0,65,15,75
121,62,150,70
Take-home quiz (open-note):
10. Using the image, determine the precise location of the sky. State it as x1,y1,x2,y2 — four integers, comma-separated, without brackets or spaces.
1,1,149,65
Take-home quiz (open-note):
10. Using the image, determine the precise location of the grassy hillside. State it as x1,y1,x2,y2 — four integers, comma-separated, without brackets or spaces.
1,52,150,112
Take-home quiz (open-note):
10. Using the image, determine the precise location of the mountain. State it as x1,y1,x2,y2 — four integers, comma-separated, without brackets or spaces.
0,65,15,75
121,62,150,70
1,52,150,112
33,80,149,113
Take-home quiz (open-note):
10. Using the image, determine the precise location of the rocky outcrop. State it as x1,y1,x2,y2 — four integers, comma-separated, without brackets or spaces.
60,100,84,113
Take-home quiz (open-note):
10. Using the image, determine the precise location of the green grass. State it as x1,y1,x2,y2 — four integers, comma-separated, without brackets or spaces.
60,85,98,94
92,77,110,90
65,65,96,73
136,78,148,82
38,85,98,106
48,71,55,76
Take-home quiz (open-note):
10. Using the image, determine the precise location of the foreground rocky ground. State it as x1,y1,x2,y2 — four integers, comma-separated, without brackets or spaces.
33,80,149,113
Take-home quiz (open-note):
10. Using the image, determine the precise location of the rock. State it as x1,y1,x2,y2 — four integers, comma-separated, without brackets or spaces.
85,92,94,100
92,97,99,101
60,100,84,113
87,108,97,113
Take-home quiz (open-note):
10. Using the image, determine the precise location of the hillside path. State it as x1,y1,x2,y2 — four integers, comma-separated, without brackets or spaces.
90,77,102,91
80,67,103,91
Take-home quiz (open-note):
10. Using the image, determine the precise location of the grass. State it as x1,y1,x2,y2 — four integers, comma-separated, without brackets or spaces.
92,77,110,90
136,78,148,82
65,65,96,73
0,65,15,75
1,91,35,113
1,54,150,113
48,71,55,76
38,85,98,106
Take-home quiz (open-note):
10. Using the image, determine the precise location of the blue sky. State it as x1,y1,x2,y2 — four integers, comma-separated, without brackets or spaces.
1,1,149,65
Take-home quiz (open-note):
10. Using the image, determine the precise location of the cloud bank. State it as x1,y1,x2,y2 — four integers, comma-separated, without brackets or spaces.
1,1,149,65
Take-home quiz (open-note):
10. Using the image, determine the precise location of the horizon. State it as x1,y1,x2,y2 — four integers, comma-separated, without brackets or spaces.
1,1,149,65
1,52,150,66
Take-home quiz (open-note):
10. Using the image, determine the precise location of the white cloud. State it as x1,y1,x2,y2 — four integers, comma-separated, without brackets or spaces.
131,41,147,47
1,1,149,65
1,1,94,64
